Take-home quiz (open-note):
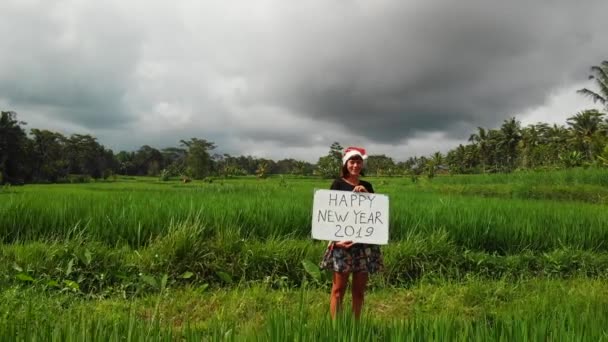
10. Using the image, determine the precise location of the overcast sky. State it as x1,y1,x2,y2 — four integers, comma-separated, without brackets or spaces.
1,0,606,162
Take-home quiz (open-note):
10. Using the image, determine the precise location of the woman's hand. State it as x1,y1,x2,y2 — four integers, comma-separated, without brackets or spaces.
334,241,355,249
353,185,368,192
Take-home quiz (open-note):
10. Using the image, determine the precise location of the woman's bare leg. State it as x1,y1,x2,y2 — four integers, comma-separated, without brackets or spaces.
351,272,368,319
330,272,350,319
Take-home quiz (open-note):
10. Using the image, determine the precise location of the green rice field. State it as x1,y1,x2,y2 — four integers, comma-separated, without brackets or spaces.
1,168,608,340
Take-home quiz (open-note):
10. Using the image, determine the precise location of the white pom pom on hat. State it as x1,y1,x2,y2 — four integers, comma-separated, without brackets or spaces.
342,147,368,166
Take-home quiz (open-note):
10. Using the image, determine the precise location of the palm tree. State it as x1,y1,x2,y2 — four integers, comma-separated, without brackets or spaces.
256,161,269,179
543,124,569,166
566,109,606,160
448,144,479,173
497,117,522,171
520,124,542,168
425,151,444,178
577,60,608,111
468,127,490,172
431,151,444,167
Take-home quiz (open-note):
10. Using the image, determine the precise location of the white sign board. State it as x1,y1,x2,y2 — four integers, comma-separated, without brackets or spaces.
311,189,389,245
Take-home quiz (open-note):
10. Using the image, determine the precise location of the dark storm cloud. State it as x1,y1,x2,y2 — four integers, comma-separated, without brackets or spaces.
0,1,141,129
1,0,607,157
237,1,607,142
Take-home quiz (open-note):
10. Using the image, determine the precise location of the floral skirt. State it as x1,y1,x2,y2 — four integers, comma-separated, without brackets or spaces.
319,243,383,273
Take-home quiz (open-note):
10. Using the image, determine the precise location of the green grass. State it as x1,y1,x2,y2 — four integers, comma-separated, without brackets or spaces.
2,278,608,341
430,183,608,204
426,167,608,186
1,175,607,252
2,170,608,340
4,230,608,293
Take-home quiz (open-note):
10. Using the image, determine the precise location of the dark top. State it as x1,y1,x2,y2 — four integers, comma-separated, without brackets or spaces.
330,178,374,193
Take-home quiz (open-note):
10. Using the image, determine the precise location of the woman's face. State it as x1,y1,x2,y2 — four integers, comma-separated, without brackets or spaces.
346,157,363,176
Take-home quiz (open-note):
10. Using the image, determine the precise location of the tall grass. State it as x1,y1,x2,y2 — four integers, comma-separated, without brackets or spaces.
8,313,606,341
2,278,608,341
4,228,608,291
2,172,607,339
1,178,607,252
427,167,608,186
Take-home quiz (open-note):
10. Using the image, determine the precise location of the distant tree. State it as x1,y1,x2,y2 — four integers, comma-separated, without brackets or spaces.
544,124,569,166
115,151,137,175
468,127,491,172
446,145,467,174
431,151,444,167
102,148,119,178
29,129,68,182
0,111,28,183
366,154,396,176
396,157,417,175
161,147,187,176
293,160,314,175
64,134,109,179
315,142,343,178
519,124,545,168
256,161,269,179
260,158,277,174
329,142,343,163
225,155,257,175
566,109,606,161
134,145,164,176
577,60,608,111
497,117,522,171
214,154,247,177
180,138,216,179
401,156,427,175
274,158,294,174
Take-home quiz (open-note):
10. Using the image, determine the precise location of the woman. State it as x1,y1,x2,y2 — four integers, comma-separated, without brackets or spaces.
319,146,384,319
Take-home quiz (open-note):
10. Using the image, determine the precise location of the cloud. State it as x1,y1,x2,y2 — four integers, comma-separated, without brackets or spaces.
228,1,607,141
1,0,607,161
520,81,605,127
0,0,142,128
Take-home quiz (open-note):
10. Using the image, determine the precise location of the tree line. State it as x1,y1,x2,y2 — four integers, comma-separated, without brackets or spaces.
430,60,608,176
0,112,317,184
1,61,607,184
316,61,608,178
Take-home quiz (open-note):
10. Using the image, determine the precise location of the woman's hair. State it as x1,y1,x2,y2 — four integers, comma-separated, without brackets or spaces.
340,156,365,178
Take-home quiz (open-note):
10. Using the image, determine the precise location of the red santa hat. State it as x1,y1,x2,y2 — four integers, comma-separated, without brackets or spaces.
342,147,368,166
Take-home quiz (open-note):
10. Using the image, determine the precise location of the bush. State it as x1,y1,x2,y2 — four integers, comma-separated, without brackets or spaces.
5,233,608,294
159,169,170,182
66,174,92,183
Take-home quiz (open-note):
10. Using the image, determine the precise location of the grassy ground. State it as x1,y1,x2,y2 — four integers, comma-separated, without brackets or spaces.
2,278,608,340
1,168,607,340
2,172,607,251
